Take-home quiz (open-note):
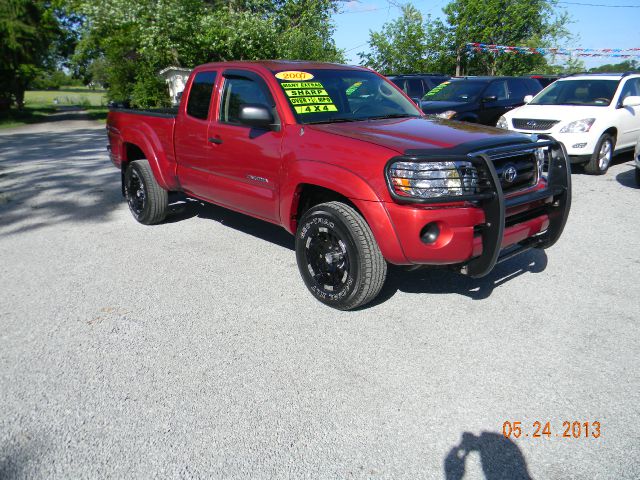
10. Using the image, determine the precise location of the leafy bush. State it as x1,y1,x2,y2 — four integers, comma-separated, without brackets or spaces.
130,67,170,108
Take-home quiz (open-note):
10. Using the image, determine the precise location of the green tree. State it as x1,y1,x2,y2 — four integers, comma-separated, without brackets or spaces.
359,5,453,75
65,0,344,107
589,59,638,73
0,0,61,108
361,1,572,77
441,0,570,76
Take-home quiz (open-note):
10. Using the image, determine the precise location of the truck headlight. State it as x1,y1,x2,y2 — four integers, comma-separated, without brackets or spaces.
388,161,478,199
435,110,457,119
496,116,508,129
559,118,595,133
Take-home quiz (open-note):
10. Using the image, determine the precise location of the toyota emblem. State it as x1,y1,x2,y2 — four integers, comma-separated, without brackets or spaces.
503,165,518,183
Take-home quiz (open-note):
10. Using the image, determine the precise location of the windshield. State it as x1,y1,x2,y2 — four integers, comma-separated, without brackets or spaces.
272,69,421,124
530,79,619,106
422,80,485,102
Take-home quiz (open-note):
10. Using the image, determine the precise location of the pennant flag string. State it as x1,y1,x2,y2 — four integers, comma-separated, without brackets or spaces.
466,43,640,58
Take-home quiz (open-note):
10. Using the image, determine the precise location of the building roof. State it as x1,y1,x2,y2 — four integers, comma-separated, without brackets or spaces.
158,66,193,77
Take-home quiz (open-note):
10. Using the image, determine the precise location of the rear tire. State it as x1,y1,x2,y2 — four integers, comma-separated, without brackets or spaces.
295,201,387,310
584,134,614,175
124,159,168,225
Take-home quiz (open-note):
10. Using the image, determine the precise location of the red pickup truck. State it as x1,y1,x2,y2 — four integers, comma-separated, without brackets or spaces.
107,61,571,310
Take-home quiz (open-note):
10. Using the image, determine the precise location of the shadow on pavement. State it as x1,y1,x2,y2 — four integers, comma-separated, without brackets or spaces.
166,194,295,251
0,127,120,236
444,432,532,480
365,249,547,307
615,165,639,189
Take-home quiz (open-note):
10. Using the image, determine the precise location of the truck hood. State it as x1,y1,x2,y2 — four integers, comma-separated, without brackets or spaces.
307,116,529,154
506,104,610,123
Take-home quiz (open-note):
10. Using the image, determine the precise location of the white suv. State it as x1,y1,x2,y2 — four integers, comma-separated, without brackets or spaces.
497,72,640,175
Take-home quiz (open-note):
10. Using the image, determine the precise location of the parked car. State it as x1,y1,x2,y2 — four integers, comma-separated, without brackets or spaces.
419,76,543,126
497,72,640,175
387,73,450,101
635,137,640,186
107,61,571,310
530,74,562,88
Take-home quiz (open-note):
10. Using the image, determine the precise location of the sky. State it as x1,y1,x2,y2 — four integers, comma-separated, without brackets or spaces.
331,0,640,70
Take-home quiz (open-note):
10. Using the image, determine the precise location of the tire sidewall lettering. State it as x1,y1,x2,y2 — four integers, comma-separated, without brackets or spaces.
298,212,357,303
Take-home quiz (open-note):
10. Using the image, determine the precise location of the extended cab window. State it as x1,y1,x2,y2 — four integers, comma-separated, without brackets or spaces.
220,77,270,124
186,71,217,120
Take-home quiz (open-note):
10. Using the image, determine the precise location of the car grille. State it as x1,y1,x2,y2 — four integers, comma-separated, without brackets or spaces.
483,149,539,194
512,118,559,131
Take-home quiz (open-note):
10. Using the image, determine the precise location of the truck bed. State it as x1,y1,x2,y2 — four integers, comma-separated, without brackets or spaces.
106,107,179,190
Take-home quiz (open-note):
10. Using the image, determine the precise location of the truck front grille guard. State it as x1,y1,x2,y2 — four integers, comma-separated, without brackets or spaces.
385,138,572,278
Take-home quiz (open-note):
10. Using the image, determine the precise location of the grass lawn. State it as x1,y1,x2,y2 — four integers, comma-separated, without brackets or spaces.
0,86,108,129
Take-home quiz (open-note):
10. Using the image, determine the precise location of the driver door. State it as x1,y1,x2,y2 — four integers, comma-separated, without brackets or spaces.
203,70,284,222
479,80,510,125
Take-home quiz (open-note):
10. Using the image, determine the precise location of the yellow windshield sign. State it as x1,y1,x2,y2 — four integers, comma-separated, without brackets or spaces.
424,81,450,97
275,71,314,81
289,96,334,105
279,80,339,115
285,88,328,97
294,105,338,114
281,82,323,89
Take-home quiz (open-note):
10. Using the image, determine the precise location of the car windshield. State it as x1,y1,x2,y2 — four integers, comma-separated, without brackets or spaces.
272,69,421,124
422,80,485,102
530,79,619,106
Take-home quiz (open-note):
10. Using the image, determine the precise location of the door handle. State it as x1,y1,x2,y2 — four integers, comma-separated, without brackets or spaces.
208,137,223,145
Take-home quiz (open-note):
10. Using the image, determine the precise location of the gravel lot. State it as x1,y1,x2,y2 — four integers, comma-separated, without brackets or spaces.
1,118,638,479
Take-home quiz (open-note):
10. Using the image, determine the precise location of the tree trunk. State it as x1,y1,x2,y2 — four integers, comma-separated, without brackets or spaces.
455,46,463,76
15,89,25,110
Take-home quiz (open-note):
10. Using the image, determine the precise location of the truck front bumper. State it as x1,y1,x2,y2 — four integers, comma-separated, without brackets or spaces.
384,140,571,277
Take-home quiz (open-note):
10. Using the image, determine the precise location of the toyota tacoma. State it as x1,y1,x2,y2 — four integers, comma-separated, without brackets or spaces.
107,61,571,310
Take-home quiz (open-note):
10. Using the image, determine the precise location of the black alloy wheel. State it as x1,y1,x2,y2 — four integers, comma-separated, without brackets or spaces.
295,201,387,310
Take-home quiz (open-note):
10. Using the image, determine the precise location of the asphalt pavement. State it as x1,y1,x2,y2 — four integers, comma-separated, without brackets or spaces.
0,118,638,479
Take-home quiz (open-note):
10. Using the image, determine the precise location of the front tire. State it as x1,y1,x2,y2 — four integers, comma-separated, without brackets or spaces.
124,160,168,225
295,201,387,310
635,167,640,187
585,134,614,175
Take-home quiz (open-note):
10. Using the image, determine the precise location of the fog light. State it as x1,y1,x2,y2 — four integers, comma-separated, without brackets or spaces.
420,222,440,244
572,143,587,149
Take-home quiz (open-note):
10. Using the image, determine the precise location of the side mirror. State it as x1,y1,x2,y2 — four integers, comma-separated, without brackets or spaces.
238,103,274,129
523,95,534,104
622,95,640,108
482,95,498,103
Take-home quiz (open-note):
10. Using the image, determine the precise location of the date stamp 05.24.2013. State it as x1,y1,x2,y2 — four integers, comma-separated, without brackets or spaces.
502,421,601,439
